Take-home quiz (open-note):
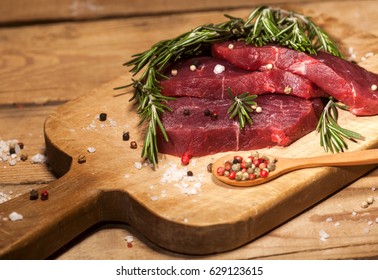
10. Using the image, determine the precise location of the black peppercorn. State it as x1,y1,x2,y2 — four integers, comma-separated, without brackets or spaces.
207,163,213,172
232,158,240,164
30,189,39,200
122,131,130,141
210,111,218,120
187,171,193,176
9,147,16,155
99,113,107,121
183,109,190,116
78,155,86,164
204,109,211,116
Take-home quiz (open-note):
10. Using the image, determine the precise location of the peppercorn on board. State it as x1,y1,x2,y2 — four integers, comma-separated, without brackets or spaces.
1,6,378,259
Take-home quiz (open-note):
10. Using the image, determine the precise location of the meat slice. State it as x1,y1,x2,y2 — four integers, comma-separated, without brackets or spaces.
157,94,323,157
160,56,325,100
212,41,378,116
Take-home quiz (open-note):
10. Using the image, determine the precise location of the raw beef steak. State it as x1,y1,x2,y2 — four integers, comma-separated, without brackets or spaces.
212,41,378,116
157,94,323,157
160,56,325,99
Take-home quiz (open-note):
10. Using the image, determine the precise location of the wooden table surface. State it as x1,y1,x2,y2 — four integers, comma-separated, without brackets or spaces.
1,0,378,260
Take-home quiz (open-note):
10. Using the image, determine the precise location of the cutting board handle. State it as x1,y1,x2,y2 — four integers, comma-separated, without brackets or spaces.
0,169,102,259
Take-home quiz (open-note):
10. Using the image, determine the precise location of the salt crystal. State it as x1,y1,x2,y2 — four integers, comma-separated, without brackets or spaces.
372,187,376,191
325,217,333,222
109,119,117,127
213,64,225,74
363,227,370,234
375,217,378,223
124,235,134,243
0,192,10,204
365,52,374,57
319,229,330,241
14,144,21,154
8,159,17,166
9,211,23,221
151,196,159,201
183,218,188,223
334,222,340,227
31,153,47,164
134,162,142,170
124,174,130,179
87,147,96,153
352,211,357,216
368,220,374,226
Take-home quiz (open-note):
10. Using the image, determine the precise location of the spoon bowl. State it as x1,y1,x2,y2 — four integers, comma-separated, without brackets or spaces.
212,149,378,187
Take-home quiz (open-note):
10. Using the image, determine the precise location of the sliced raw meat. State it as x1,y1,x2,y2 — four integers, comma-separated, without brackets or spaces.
157,94,323,157
212,41,378,116
160,56,325,99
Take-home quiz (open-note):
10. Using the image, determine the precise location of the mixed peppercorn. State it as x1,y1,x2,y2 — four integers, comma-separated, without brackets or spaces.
216,151,277,181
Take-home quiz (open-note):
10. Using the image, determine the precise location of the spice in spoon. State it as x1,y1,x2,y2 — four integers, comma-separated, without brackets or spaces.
216,151,277,181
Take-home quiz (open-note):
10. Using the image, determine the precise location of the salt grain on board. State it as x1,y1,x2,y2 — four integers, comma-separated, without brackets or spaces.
31,153,47,164
160,162,205,196
124,235,134,243
0,192,10,204
87,147,96,153
134,162,142,170
9,212,23,221
319,229,330,241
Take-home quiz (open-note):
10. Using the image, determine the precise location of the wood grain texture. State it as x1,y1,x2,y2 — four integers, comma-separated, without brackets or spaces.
1,0,378,260
1,68,378,258
1,0,345,24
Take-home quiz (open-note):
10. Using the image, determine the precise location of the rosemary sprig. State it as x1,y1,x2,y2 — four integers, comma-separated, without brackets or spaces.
244,6,342,57
119,6,343,164
227,88,258,129
316,98,364,153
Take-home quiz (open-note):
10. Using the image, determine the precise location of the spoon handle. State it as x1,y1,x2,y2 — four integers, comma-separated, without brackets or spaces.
293,149,378,168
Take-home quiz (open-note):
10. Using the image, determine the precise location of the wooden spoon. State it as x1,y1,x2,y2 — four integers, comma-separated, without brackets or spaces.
212,149,378,187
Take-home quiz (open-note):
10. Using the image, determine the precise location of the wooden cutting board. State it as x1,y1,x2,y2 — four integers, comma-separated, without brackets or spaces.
1,21,378,260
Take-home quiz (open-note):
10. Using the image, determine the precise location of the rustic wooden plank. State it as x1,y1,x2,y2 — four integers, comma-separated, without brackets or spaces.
1,3,378,106
1,0,344,24
1,0,378,260
54,168,378,260
1,63,377,258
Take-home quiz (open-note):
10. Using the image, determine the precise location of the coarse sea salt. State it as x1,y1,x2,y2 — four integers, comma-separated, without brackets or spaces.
9,211,23,221
213,64,225,74
319,229,330,241
0,192,10,204
87,147,96,153
124,235,134,243
31,153,47,164
160,162,205,196
134,162,142,170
